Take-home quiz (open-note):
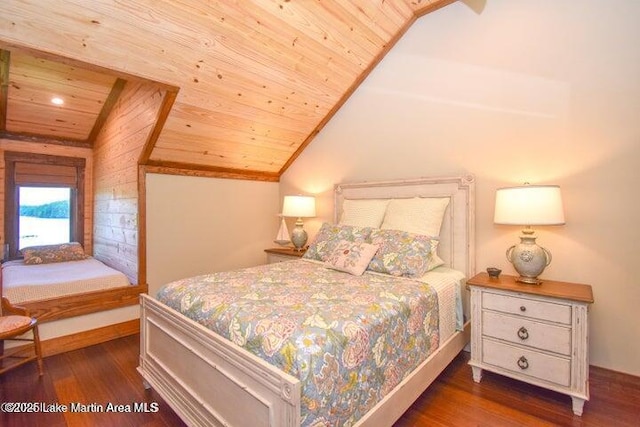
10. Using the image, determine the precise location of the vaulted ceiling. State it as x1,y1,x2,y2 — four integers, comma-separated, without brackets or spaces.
0,0,456,181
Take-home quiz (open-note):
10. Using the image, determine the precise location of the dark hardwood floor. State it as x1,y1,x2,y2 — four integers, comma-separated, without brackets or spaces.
1,334,638,426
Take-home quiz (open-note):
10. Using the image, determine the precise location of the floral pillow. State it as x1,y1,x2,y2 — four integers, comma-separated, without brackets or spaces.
324,240,379,276
367,229,443,278
22,242,89,265
303,222,373,262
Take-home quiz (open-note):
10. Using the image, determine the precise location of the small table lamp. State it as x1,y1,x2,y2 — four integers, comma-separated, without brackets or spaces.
494,184,565,284
282,195,316,251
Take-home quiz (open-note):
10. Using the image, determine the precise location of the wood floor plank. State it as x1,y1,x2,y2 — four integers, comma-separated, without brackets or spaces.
396,351,639,427
1,334,638,426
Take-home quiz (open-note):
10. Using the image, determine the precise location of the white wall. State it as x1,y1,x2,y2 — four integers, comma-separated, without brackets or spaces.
281,0,640,376
146,173,280,295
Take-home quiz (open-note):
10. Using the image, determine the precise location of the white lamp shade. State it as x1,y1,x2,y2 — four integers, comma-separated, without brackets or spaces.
494,185,565,226
282,195,316,218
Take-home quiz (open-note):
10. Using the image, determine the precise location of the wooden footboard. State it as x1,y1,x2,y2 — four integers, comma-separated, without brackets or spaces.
138,294,301,427
139,294,470,427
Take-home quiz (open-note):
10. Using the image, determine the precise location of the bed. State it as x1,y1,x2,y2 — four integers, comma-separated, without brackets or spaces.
0,243,136,322
138,175,475,426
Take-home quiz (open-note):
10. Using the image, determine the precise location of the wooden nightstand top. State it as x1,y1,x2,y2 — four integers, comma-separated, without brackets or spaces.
467,272,594,304
264,247,306,257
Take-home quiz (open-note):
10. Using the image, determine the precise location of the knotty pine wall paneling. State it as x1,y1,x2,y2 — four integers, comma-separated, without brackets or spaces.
92,81,165,284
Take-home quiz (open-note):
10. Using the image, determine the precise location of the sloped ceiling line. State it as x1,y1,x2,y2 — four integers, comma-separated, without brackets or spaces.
87,78,127,145
0,0,458,181
138,88,179,166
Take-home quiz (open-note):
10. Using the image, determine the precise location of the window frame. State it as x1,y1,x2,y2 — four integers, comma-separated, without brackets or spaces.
4,152,85,261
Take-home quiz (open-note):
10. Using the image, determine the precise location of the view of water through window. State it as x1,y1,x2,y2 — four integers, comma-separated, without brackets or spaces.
19,187,71,249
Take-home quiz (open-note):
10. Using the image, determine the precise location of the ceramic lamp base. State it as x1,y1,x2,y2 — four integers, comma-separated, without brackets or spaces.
291,219,308,251
506,229,552,285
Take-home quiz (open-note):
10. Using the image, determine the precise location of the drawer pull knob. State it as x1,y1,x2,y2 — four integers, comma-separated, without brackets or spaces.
517,327,529,340
517,356,529,370
520,306,526,312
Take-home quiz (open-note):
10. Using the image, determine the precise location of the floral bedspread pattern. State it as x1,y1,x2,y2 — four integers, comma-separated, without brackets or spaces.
156,260,439,426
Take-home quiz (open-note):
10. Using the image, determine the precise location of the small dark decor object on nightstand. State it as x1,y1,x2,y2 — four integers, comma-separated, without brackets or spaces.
486,267,502,278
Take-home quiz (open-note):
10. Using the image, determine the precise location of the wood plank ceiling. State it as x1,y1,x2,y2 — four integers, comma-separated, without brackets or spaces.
0,50,123,146
0,0,456,181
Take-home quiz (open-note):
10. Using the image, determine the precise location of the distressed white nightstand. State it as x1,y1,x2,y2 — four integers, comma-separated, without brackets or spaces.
467,272,594,416
264,247,306,264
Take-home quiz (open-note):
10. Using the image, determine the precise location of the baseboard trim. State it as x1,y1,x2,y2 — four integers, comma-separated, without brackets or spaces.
41,319,140,358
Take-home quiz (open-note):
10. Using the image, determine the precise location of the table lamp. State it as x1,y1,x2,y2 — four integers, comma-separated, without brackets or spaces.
282,195,316,251
494,184,565,284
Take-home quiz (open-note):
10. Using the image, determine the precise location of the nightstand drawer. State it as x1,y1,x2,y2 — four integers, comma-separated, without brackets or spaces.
483,339,571,387
482,311,571,355
483,292,571,324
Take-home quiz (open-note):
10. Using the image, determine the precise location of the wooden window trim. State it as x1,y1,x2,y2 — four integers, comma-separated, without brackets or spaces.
4,151,85,260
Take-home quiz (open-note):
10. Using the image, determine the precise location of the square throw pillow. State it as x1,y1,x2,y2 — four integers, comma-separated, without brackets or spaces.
381,197,450,237
339,199,390,228
367,229,443,277
303,222,373,262
22,242,89,265
325,240,379,276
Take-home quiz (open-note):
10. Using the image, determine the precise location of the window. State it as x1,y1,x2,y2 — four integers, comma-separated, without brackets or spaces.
4,152,85,260
19,187,72,249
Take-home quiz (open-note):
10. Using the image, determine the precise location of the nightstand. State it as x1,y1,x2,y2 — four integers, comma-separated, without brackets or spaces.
264,247,306,264
467,272,594,416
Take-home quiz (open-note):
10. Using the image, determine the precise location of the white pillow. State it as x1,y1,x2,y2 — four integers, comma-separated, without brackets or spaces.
381,197,450,237
339,199,390,228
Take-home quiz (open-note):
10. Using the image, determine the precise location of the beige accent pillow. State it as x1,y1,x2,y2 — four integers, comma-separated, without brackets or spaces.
339,199,390,228
22,242,89,265
324,240,379,276
381,197,450,237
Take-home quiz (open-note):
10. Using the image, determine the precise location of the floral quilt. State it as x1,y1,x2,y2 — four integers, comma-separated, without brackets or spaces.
156,259,439,426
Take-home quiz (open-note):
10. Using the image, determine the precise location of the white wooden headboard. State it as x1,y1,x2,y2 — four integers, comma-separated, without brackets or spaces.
334,175,476,279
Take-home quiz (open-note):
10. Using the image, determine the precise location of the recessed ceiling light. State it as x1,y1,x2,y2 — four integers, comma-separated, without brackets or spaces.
51,97,64,105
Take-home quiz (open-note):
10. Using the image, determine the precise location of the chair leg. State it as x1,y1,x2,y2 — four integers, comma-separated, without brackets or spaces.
32,325,44,376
